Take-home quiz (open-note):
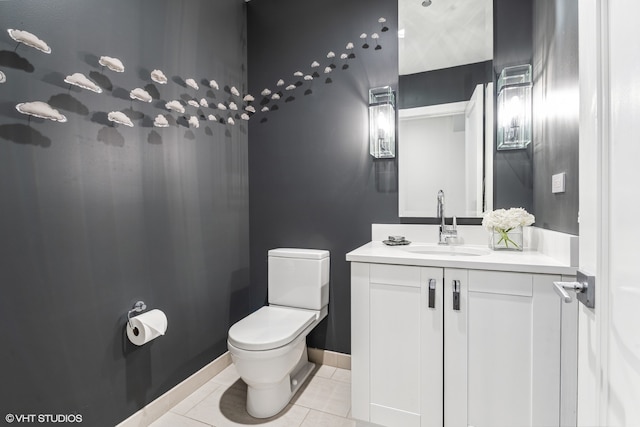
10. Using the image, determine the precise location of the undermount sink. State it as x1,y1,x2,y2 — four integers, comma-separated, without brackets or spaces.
401,245,491,257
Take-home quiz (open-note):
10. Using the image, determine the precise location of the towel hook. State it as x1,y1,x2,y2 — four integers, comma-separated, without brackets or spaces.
127,301,147,328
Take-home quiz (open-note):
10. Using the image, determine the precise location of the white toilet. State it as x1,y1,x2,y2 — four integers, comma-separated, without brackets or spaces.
227,248,330,418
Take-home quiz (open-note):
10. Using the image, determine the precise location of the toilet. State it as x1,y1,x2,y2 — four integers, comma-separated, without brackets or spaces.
227,248,330,418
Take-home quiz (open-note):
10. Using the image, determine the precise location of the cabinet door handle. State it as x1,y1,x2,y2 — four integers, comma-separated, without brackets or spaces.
452,280,461,311
428,279,436,309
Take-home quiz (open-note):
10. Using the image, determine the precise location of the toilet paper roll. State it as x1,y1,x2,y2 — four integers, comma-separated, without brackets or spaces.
126,309,168,346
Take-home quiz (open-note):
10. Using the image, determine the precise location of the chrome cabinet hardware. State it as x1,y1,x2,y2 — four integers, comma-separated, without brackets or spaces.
428,279,436,309
452,279,461,311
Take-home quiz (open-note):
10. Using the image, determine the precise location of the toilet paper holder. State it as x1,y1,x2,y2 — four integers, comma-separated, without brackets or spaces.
127,301,147,328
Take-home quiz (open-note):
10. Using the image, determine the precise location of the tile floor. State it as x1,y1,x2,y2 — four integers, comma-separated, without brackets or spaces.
150,363,376,427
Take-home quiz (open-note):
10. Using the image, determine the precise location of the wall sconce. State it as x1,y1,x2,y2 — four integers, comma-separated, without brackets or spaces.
497,64,532,150
369,86,396,158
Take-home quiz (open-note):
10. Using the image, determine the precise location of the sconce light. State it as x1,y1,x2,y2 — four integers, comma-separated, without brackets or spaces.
369,86,396,158
497,64,532,150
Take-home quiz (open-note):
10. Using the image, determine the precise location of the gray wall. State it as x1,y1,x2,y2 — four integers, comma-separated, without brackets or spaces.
0,1,249,425
493,0,579,235
532,0,579,234
246,0,579,356
247,0,399,354
0,2,580,423
399,61,493,109
493,0,535,213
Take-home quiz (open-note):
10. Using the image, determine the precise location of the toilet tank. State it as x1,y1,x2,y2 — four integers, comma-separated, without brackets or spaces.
268,248,330,310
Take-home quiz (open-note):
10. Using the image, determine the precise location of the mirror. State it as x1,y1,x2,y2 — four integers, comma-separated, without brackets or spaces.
399,84,493,217
398,0,493,218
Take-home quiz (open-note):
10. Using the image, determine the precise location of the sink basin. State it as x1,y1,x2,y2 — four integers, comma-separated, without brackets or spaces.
401,245,491,257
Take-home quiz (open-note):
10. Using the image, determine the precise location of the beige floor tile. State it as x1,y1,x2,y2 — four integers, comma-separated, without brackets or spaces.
331,368,351,384
149,411,212,427
292,375,351,417
313,364,337,379
210,364,241,387
353,420,384,427
154,355,357,426
186,380,309,427
171,380,222,415
300,409,356,427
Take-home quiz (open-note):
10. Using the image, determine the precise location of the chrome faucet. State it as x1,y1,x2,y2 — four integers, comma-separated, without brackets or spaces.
437,190,458,245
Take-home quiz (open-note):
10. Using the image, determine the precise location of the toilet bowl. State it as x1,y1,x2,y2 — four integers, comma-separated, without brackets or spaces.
227,248,330,418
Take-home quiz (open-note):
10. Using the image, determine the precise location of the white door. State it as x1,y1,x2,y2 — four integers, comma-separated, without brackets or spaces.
464,85,484,216
484,82,494,213
578,0,640,425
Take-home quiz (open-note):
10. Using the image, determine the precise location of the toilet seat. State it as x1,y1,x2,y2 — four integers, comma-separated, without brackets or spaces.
228,305,317,351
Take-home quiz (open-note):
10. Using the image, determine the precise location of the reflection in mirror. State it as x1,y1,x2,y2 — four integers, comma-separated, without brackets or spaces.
398,0,493,76
399,84,492,217
398,0,493,219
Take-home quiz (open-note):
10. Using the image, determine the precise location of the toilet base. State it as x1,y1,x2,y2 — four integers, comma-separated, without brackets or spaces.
245,348,315,418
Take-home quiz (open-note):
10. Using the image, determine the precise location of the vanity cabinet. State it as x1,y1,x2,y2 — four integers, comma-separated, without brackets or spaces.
351,262,575,427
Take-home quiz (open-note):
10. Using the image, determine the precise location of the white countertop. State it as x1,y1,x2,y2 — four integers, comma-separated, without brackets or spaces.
346,241,577,276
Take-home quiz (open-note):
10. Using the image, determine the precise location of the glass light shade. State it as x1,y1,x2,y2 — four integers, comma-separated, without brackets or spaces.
369,86,396,158
497,64,532,150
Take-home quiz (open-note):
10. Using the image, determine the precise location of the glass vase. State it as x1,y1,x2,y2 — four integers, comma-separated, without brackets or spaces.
489,226,524,251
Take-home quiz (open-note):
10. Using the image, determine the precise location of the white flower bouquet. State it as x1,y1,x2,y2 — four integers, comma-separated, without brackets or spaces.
482,208,535,250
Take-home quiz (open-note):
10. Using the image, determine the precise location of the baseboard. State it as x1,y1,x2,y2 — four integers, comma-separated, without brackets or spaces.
115,352,232,427
308,347,351,370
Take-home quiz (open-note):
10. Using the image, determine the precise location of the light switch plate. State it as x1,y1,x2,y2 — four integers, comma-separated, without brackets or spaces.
552,173,566,193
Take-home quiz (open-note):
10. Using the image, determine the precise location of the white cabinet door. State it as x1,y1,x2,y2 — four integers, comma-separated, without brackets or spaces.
369,263,423,426
443,268,469,427
369,264,444,427
419,266,445,427
351,262,371,422
445,269,563,427
351,263,443,427
352,263,571,427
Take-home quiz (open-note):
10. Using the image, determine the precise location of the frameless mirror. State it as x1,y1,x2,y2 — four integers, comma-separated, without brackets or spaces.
398,0,493,218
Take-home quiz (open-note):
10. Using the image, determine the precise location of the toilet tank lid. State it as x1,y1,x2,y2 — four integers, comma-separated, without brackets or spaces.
269,248,329,260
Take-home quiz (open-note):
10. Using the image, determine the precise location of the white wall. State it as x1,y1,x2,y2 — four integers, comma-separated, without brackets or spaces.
399,113,466,216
